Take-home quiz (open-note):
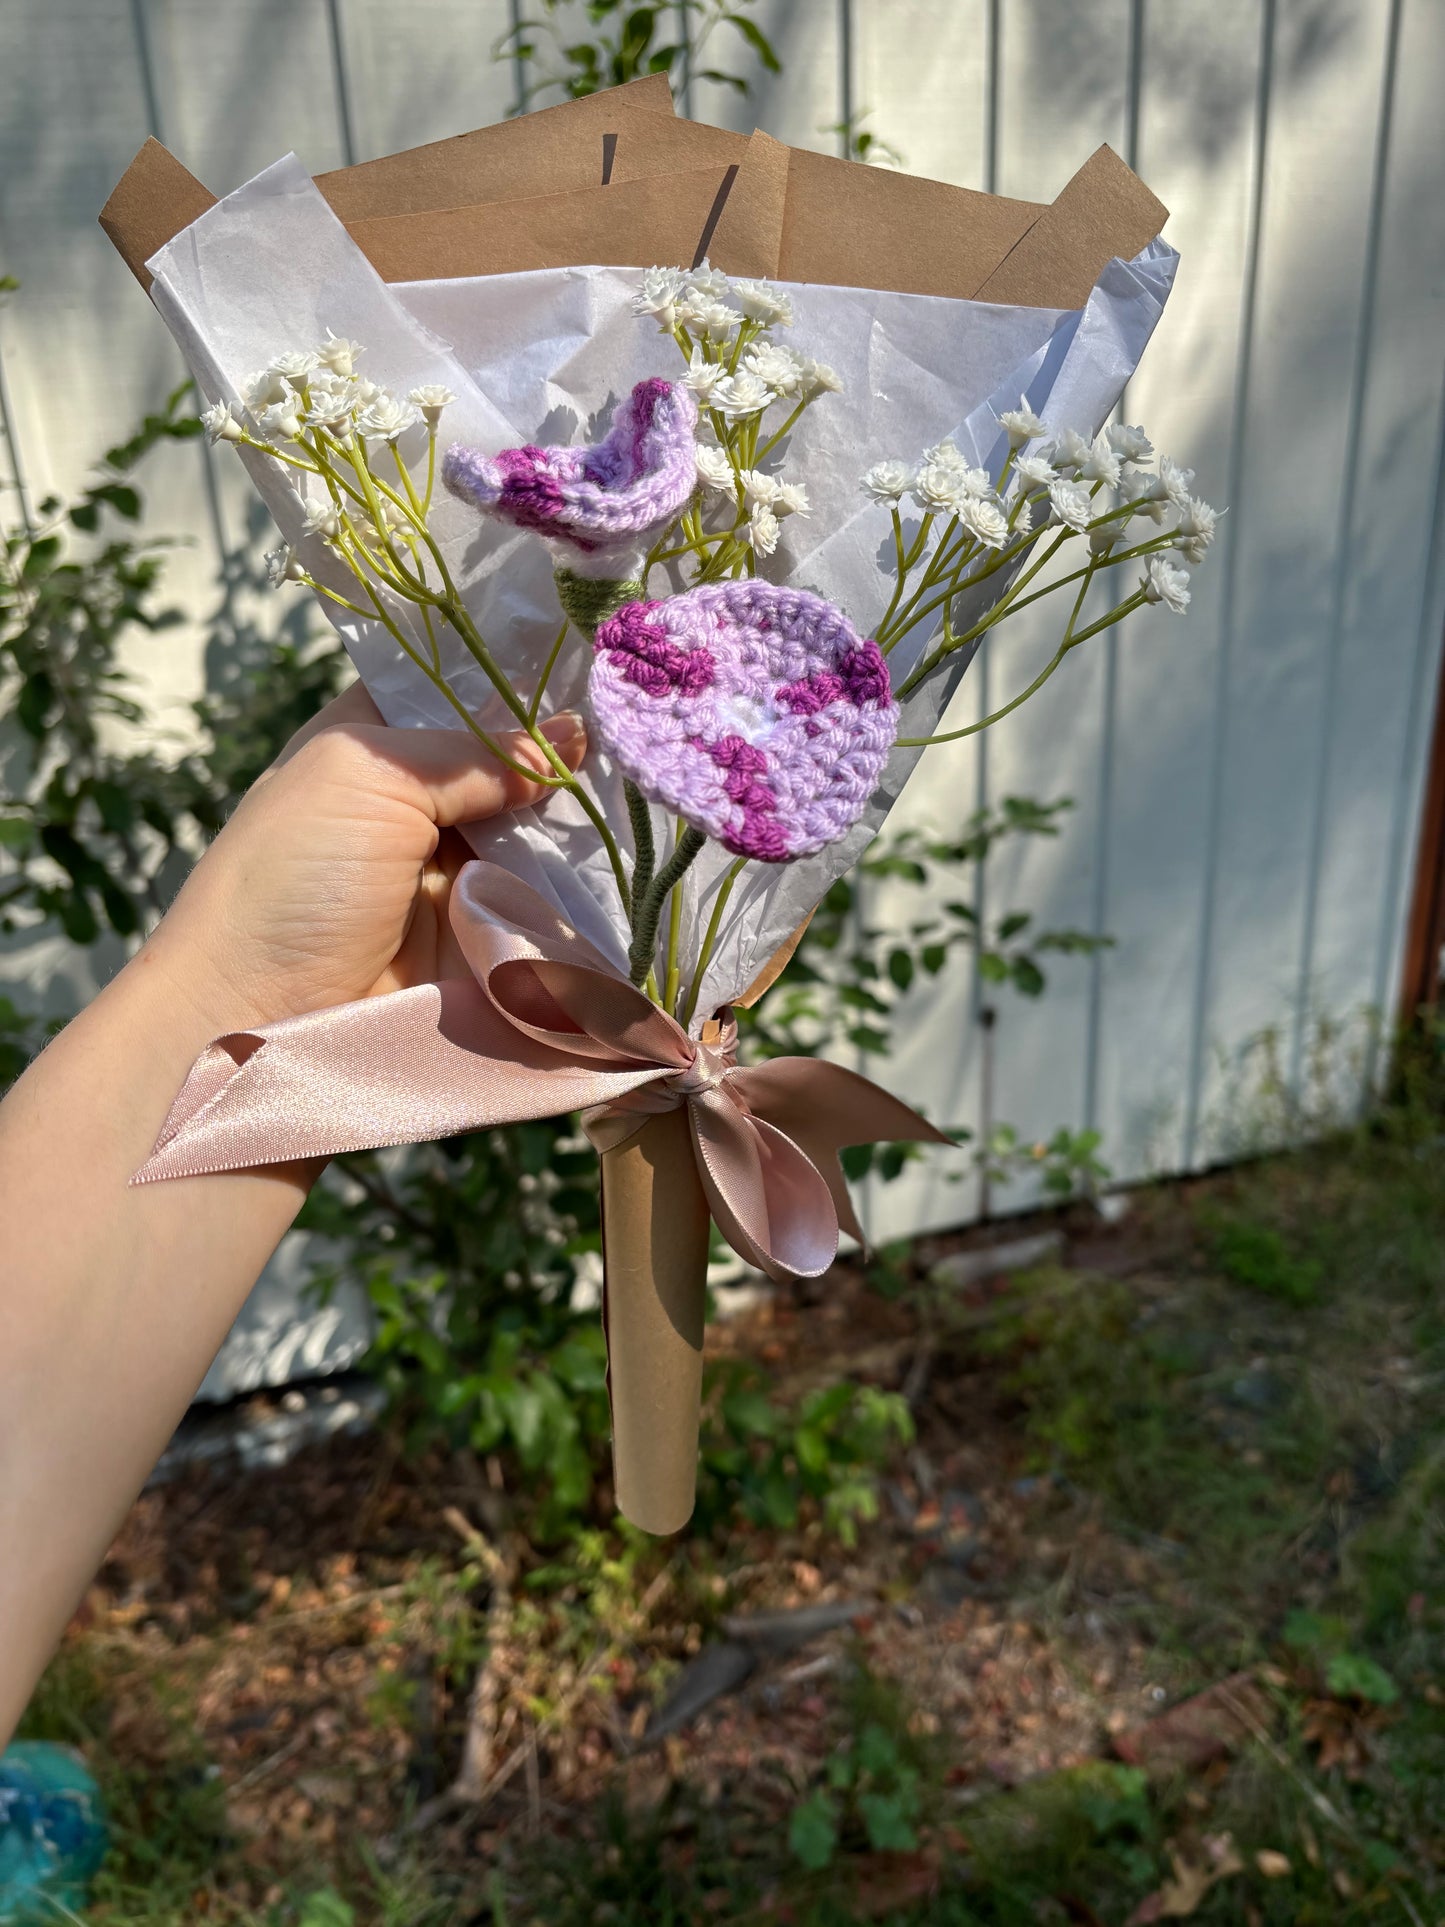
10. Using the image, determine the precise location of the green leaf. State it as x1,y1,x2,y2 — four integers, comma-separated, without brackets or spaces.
858,1789,919,1852
298,1892,356,1927
724,11,782,71
788,1790,839,1871
20,534,61,579
1326,1651,1399,1706
887,947,914,992
721,1386,777,1438
1010,955,1046,997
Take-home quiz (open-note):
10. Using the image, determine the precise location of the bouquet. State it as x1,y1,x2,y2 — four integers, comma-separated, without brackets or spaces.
100,81,1216,1531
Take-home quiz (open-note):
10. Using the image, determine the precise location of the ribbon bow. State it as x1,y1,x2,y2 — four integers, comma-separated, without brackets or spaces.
136,862,948,1284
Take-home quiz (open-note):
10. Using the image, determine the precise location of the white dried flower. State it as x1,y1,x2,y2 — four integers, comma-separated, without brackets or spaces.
681,350,729,404
1160,456,1195,507
797,357,843,398
1014,451,1057,489
921,436,967,475
911,460,965,512
1048,479,1093,532
694,444,736,493
408,383,455,427
680,295,741,341
861,459,914,504
958,494,1011,549
263,543,305,586
1120,469,1169,524
631,265,687,329
774,480,810,517
243,368,289,412
1142,555,1191,612
1174,494,1218,552
272,349,320,383
356,393,421,443
741,342,805,396
201,401,243,445
317,331,364,378
1010,496,1035,535
998,397,1047,448
255,397,304,443
1106,422,1154,465
1048,427,1093,474
302,501,343,540
732,279,793,327
714,371,775,419
740,469,782,508
1089,520,1123,556
684,260,732,300
1079,435,1122,487
747,502,781,557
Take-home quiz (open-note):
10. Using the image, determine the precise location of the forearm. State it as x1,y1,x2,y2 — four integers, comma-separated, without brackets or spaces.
0,928,311,1740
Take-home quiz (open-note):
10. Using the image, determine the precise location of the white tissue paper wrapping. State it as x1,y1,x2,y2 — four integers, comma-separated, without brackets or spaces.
147,154,1176,1025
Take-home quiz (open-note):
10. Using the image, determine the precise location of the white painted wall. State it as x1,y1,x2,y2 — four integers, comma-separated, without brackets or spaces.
3,1,1443,1382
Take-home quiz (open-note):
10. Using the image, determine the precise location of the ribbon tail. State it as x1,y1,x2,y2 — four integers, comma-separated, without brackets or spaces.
133,980,667,1183
728,1057,951,1256
688,1091,840,1283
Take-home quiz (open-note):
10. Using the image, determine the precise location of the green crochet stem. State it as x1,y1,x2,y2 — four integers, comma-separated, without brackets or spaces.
624,779,656,903
551,568,658,922
554,568,644,637
628,827,707,987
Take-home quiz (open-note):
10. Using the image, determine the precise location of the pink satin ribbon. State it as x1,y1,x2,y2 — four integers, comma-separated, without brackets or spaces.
135,862,949,1282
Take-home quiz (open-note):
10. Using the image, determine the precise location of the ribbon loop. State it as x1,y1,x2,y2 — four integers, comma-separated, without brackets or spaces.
135,860,949,1281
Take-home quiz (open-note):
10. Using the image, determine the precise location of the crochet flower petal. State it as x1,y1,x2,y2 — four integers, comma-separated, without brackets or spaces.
589,583,898,864
441,378,698,558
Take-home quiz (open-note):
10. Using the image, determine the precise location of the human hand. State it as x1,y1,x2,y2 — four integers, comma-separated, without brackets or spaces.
146,682,586,1033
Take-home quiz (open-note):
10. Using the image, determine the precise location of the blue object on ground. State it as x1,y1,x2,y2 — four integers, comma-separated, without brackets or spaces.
0,1742,108,1923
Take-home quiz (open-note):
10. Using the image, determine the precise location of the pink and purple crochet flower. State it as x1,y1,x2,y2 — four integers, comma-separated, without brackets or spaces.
441,378,698,574
589,582,898,863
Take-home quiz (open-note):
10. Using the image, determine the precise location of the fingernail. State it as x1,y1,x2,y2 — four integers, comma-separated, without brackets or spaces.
540,710,586,752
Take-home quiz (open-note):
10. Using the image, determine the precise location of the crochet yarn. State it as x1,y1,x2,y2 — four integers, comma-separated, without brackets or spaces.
441,379,698,575
554,568,644,637
589,582,898,864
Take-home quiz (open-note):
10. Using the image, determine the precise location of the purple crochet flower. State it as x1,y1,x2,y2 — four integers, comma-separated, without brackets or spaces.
441,378,698,571
590,582,898,863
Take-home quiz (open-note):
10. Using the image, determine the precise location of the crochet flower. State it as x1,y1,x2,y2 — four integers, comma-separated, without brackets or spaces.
441,378,698,575
590,582,898,863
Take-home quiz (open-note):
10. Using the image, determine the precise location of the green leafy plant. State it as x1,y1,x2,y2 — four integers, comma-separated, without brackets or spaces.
698,1369,913,1543
499,0,779,111
788,1669,935,1870
0,379,346,971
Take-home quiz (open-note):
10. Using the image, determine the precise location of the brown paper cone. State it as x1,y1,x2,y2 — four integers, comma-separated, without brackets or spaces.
599,1107,711,1535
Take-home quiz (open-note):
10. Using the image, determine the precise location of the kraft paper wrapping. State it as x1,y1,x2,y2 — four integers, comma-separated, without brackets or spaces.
599,1110,712,1534
98,82,1172,1529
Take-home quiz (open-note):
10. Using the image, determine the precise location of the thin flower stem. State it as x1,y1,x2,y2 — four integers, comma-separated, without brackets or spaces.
681,856,747,1028
895,590,1146,746
628,827,707,987
424,431,437,512
237,433,321,476
625,780,656,902
663,821,688,1013
754,397,807,462
527,618,572,726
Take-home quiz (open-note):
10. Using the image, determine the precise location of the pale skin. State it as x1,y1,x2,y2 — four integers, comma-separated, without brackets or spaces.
0,683,587,1743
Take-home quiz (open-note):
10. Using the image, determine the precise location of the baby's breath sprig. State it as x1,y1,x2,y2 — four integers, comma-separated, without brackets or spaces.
861,412,1221,742
631,262,839,589
200,342,635,910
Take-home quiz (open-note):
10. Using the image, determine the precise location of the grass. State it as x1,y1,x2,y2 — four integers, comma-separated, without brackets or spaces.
14,1050,1445,1925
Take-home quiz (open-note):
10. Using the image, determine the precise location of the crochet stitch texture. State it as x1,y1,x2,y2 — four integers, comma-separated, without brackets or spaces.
441,379,698,575
590,582,898,863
